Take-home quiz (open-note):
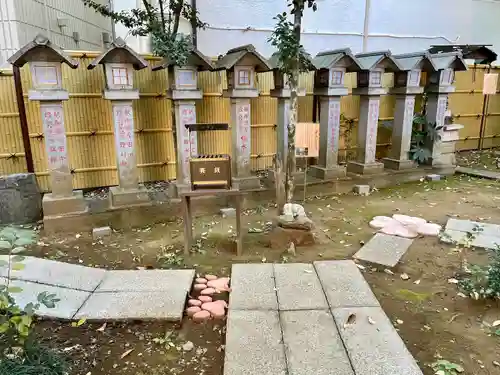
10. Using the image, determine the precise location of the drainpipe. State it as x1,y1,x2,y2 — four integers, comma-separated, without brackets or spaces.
362,0,371,52
191,0,198,47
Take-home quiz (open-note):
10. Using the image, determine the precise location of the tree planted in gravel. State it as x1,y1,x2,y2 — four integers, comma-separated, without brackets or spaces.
269,0,317,211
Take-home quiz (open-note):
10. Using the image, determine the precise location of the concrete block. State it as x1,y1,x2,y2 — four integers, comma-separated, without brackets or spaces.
446,218,482,234
441,229,500,250
332,307,423,375
224,310,287,375
231,176,261,190
93,226,111,239
42,191,87,216
353,185,370,196
456,166,500,180
8,279,90,319
273,264,328,311
382,158,417,171
346,161,384,175
229,264,278,310
308,165,346,179
220,208,236,218
353,233,414,268
0,173,42,225
425,174,441,181
314,260,379,308
280,310,354,375
74,291,186,321
109,186,150,208
0,256,106,292
95,269,195,292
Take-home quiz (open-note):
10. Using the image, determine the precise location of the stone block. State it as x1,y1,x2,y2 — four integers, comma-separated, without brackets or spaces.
224,310,287,375
456,166,500,180
74,291,186,321
42,190,87,216
346,161,384,175
273,264,328,311
331,307,423,375
220,208,236,218
382,158,417,171
353,233,414,267
314,260,379,308
95,269,195,292
280,310,354,375
308,165,346,179
0,256,106,292
109,186,150,208
229,264,278,310
441,229,500,250
92,226,111,239
0,173,42,225
277,215,314,231
231,176,261,190
425,174,441,181
438,141,456,154
268,227,315,249
7,279,90,319
353,185,370,196
431,153,456,167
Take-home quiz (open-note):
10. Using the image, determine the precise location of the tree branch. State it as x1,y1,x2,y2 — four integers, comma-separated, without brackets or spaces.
158,0,166,33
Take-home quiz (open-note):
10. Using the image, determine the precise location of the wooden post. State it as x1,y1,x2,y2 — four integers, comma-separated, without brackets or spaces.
13,66,34,173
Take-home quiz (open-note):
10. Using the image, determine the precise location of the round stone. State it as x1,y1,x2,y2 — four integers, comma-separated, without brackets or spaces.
188,299,202,307
193,284,207,291
198,295,213,303
200,287,216,295
205,274,218,281
195,277,208,284
186,306,201,317
192,310,211,322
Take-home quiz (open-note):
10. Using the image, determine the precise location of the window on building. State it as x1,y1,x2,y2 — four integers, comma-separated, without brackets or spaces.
238,69,251,85
370,71,382,86
35,66,59,86
112,68,129,86
331,70,344,86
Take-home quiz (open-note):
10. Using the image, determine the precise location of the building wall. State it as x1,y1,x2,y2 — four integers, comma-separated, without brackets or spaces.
0,0,112,67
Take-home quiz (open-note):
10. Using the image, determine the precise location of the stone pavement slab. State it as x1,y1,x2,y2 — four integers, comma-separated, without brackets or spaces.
456,166,500,180
442,229,500,250
314,260,379,308
96,269,195,292
3,278,90,319
0,256,106,292
353,233,414,267
331,307,423,375
273,263,328,311
446,218,500,238
229,264,278,310
224,310,286,375
74,290,187,321
280,310,354,375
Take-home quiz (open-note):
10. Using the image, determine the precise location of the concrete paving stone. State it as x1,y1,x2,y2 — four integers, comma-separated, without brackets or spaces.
74,290,187,321
353,233,414,267
442,229,500,250
224,310,286,375
95,269,195,292
445,218,479,233
456,166,500,180
273,263,328,311
6,279,90,319
0,256,106,292
229,264,278,310
331,307,423,375
280,310,354,375
314,260,379,308
446,218,500,238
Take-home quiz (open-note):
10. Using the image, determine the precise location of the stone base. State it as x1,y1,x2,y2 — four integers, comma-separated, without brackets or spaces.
308,165,346,179
232,176,261,190
42,191,87,216
109,186,150,208
168,181,192,198
382,158,417,171
346,161,385,175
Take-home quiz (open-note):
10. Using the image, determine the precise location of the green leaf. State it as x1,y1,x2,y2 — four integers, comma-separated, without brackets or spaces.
11,246,26,254
494,328,500,336
7,286,23,293
11,263,25,271
71,318,87,327
0,227,17,243
0,240,12,250
14,237,35,247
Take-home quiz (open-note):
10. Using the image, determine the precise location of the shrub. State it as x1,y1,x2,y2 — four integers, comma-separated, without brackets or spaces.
459,245,500,300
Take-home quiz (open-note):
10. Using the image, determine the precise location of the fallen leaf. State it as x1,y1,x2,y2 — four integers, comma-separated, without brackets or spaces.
97,322,107,332
413,279,421,285
493,360,499,367
344,313,356,328
75,233,81,239
303,269,312,273
384,269,395,275
367,316,376,325
400,273,410,280
447,278,459,284
396,319,404,325
120,349,134,359
492,320,500,327
356,264,366,270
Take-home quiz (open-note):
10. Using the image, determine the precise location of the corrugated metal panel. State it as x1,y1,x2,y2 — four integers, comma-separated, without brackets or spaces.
0,0,20,67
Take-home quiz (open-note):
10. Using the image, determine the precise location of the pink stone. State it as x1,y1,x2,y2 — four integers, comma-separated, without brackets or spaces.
200,287,216,295
198,295,213,303
418,223,442,236
186,306,201,317
192,310,211,322
193,284,207,291
214,300,228,308
207,277,231,292
188,299,202,307
195,277,208,284
205,274,218,281
392,214,427,227
369,216,394,229
201,302,225,318
380,221,418,238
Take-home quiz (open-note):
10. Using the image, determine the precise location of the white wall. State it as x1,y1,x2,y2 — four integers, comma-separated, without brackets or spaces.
196,0,500,58
0,0,19,68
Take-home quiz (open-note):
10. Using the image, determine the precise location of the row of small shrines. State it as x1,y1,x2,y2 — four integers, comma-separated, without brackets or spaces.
6,34,464,217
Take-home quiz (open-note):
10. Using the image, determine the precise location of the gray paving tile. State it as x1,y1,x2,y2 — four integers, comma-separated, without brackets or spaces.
331,307,423,375
224,310,286,375
445,218,479,233
273,263,328,311
229,264,277,310
353,233,414,267
314,260,379,308
446,218,500,238
456,166,500,180
96,269,195,292
281,310,354,375
74,290,186,321
0,256,106,292
6,279,90,319
442,229,500,250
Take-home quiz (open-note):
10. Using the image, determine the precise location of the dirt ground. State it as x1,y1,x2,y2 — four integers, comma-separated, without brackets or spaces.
457,148,500,172
30,174,500,375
